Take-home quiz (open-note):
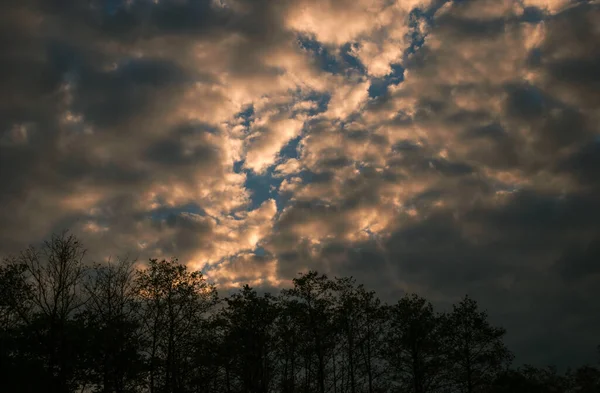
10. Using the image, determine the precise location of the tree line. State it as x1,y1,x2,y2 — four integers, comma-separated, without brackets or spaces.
0,232,598,393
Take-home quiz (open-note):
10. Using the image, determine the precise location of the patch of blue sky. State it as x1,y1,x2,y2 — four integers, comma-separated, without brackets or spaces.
339,43,367,75
405,7,432,58
297,35,366,77
236,104,255,129
235,134,306,212
367,3,440,100
233,160,244,174
279,135,303,160
243,166,284,211
521,6,545,23
297,36,340,74
254,246,267,257
403,0,466,55
368,64,405,99
301,92,331,117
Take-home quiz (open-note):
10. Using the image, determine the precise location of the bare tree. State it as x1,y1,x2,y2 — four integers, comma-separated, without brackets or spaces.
19,231,87,321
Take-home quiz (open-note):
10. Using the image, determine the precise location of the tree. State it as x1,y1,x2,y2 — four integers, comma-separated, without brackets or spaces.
274,295,304,393
353,284,388,393
490,365,571,393
280,271,338,393
383,294,445,393
333,277,362,393
16,231,88,393
80,257,146,393
0,260,48,392
218,285,279,393
568,365,600,393
135,258,218,393
441,296,513,393
334,276,387,393
0,261,32,329
5,234,599,393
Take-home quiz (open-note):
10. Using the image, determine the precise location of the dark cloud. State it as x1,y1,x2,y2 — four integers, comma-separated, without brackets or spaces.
554,239,600,282
73,58,191,127
144,131,220,168
536,3,600,108
1,0,599,370
558,141,600,186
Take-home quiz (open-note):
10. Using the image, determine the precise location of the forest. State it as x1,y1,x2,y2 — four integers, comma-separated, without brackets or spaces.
0,232,598,393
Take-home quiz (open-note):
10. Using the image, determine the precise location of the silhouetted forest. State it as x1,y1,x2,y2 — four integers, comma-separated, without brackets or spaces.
1,232,598,393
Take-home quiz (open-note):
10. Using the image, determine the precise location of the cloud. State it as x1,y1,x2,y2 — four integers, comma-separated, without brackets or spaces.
1,0,599,368
326,80,370,119
245,116,304,173
204,252,283,289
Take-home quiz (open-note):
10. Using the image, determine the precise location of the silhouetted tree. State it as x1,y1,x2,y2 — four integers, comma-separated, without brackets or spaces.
15,231,88,393
218,285,279,393
0,260,47,392
334,277,363,393
274,295,304,393
440,296,513,393
383,294,445,393
334,276,387,393
568,365,600,393
3,231,599,393
281,271,338,393
490,368,535,393
135,258,218,393
490,365,572,393
183,310,230,393
0,261,32,327
79,257,146,393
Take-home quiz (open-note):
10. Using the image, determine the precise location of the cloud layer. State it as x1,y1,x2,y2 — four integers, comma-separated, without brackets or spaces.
1,0,599,367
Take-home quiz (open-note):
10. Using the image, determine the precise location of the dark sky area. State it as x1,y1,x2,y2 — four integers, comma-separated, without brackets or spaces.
1,0,599,368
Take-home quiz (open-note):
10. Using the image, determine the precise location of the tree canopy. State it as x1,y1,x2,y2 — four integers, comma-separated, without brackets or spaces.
1,232,598,393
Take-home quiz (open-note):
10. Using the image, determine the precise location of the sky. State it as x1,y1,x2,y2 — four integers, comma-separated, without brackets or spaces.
1,0,599,368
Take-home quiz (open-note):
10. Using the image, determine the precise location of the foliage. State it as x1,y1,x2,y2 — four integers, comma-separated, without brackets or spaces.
0,232,597,393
